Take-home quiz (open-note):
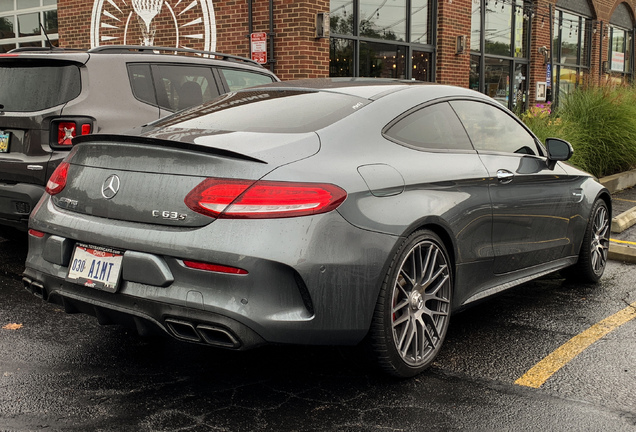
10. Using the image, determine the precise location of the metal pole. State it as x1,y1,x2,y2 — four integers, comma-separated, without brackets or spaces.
268,0,275,72
248,0,253,35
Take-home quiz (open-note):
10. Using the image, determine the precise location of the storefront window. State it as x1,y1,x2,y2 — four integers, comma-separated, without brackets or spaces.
17,12,38,36
17,0,39,9
0,15,13,36
470,0,530,110
470,54,480,91
43,8,55,33
485,58,510,106
470,0,480,52
552,8,591,106
331,0,354,36
558,67,577,100
0,0,57,49
610,27,631,74
412,50,431,81
0,0,12,13
607,3,634,83
330,0,435,81
360,0,406,41
360,41,406,78
330,38,354,76
411,0,431,44
485,1,512,56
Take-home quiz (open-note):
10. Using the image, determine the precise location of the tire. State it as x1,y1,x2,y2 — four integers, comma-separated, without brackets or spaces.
367,230,452,377
567,199,610,283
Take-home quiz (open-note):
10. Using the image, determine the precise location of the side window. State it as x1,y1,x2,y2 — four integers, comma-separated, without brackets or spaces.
151,64,221,111
220,69,275,91
384,102,473,151
128,64,157,105
450,100,540,156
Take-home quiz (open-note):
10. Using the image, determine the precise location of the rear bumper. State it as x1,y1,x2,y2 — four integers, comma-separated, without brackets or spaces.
22,271,266,350
25,197,400,348
0,182,44,230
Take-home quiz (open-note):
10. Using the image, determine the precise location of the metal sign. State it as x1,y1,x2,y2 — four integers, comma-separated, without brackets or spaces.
250,32,267,65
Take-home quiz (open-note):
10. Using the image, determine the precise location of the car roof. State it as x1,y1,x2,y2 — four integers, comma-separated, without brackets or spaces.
0,45,273,73
247,77,489,101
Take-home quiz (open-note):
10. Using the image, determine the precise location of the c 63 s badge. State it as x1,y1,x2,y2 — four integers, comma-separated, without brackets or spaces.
152,210,187,221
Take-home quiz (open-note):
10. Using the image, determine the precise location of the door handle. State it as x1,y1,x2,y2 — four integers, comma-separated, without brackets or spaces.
496,169,514,184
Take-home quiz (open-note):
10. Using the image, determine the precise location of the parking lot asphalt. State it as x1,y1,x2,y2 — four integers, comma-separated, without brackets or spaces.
604,170,636,264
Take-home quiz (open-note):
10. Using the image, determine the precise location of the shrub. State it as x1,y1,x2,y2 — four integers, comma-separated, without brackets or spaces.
522,85,636,178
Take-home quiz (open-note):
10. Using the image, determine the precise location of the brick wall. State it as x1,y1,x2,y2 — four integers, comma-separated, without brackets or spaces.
56,0,636,94
59,0,329,81
436,0,471,87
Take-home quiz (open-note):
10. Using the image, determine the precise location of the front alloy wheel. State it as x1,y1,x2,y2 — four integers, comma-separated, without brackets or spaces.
369,230,452,377
567,198,610,283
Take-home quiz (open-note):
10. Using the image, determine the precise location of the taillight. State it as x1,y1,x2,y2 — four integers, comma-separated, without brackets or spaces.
28,229,45,238
184,178,347,219
51,118,93,147
45,162,69,195
182,260,248,275
57,121,77,145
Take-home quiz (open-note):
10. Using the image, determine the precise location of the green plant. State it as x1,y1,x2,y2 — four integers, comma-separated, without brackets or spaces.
559,85,636,177
522,85,636,178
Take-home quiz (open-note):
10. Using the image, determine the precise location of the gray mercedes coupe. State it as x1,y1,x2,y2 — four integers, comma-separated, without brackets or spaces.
23,79,611,377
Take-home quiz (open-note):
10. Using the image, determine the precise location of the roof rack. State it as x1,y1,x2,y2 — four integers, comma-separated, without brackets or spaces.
87,45,261,66
8,46,86,53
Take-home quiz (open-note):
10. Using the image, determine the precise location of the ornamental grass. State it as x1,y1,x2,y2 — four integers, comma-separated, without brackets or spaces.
522,84,636,178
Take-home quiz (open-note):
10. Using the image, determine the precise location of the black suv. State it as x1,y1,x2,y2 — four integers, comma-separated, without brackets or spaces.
0,45,278,234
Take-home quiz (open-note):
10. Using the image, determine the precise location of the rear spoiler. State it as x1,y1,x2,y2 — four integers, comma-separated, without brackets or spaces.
72,134,267,164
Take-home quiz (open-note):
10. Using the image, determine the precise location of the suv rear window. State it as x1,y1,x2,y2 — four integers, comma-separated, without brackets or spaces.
154,89,370,133
0,61,81,111
220,68,276,91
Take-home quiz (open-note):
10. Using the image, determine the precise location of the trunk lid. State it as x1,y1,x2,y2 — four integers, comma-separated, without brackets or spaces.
53,132,320,227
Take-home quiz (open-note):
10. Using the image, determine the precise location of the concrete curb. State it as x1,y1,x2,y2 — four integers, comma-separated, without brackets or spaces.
611,207,636,234
609,244,636,264
600,170,636,264
599,168,636,194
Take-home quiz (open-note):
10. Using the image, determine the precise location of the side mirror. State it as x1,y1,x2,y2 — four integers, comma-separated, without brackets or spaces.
545,138,573,170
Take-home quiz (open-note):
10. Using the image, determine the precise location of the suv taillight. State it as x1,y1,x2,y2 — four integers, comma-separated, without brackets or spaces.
184,178,347,219
51,118,93,148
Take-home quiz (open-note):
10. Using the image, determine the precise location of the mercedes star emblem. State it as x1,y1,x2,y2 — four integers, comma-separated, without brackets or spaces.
101,174,121,199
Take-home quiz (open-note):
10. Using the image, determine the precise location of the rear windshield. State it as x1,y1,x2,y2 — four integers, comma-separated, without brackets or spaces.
151,89,370,133
0,61,81,112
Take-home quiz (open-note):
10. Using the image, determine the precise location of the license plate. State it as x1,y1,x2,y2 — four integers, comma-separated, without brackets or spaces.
67,243,124,292
0,131,9,153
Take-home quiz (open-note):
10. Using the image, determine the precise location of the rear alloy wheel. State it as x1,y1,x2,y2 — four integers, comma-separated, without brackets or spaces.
368,230,452,377
570,199,610,283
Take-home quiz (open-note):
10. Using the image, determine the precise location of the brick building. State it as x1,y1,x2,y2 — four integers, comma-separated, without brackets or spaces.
1,0,634,110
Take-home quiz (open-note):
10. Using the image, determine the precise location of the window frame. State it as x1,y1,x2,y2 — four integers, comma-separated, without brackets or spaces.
329,0,437,81
0,0,58,53
552,9,592,106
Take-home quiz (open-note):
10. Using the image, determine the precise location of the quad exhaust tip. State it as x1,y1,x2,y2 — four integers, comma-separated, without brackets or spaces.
22,277,45,299
21,278,242,349
164,318,241,349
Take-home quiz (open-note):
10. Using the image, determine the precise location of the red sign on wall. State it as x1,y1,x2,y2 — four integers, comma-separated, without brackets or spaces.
250,32,268,65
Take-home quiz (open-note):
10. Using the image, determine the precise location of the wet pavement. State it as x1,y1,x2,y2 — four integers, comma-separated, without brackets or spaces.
1,235,635,431
1,178,635,431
